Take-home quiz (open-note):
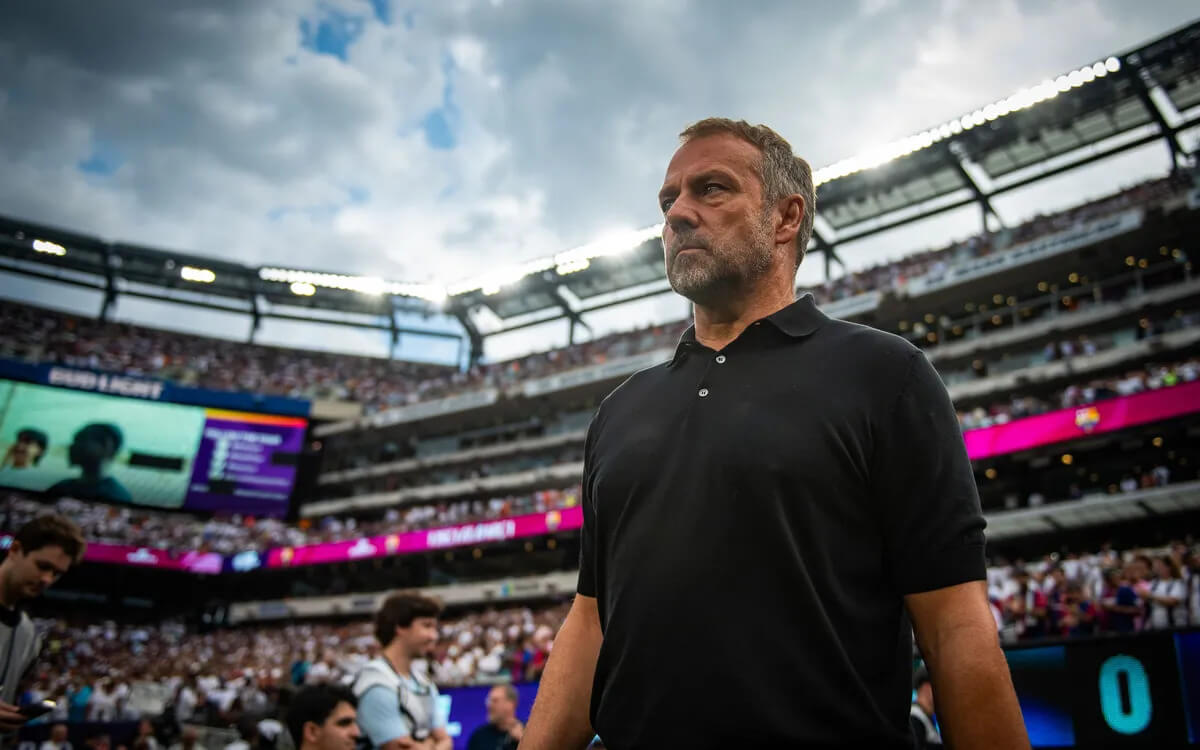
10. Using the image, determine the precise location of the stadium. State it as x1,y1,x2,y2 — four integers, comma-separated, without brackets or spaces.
2,12,1200,750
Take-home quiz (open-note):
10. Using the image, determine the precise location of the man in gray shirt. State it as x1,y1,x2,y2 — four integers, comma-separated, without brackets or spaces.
0,514,86,731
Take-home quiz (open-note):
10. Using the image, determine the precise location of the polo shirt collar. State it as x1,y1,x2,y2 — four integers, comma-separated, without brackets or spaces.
670,294,827,367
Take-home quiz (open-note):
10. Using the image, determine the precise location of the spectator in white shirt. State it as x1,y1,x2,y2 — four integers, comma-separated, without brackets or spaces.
1146,556,1188,629
89,680,118,722
39,724,72,750
174,679,198,724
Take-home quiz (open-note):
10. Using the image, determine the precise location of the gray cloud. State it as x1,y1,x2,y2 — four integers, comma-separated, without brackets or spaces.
0,0,1195,298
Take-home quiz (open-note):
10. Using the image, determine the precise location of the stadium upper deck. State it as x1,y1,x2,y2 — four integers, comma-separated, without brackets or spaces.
2,20,1198,361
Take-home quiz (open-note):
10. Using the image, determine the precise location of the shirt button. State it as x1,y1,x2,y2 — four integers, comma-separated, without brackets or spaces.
698,388,709,398
715,355,727,364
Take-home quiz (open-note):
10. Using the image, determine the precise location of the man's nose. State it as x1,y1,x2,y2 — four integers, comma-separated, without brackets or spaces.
664,195,700,234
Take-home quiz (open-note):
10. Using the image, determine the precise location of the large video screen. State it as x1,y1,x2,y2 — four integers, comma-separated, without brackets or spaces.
0,380,305,517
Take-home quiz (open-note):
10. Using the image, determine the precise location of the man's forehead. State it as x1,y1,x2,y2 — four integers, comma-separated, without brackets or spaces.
663,133,759,183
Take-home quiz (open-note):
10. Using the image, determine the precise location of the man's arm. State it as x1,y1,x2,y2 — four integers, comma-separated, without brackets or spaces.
907,581,1029,750
357,686,415,750
428,728,451,750
518,594,602,750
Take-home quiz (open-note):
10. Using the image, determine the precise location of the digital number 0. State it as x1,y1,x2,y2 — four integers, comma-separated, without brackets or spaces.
1098,654,1151,735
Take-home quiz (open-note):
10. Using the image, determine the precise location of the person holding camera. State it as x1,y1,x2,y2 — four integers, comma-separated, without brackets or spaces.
0,515,86,732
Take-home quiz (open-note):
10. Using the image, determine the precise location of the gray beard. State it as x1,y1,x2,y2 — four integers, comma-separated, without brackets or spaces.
666,217,775,305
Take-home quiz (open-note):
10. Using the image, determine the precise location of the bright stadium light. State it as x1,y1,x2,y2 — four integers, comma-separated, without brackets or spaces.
227,50,1132,306
32,239,66,256
257,267,447,303
806,53,1125,188
181,266,216,283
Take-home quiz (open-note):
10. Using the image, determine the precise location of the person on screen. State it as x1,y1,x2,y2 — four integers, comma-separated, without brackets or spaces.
46,423,131,503
1,429,48,469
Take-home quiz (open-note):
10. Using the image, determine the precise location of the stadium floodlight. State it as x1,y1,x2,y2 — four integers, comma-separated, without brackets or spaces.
290,281,317,296
807,54,1124,188
445,225,664,297
181,266,216,283
32,239,66,256
257,267,447,302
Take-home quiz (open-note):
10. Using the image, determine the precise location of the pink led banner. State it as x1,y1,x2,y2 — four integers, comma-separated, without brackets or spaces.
964,380,1200,461
0,536,224,574
265,506,583,568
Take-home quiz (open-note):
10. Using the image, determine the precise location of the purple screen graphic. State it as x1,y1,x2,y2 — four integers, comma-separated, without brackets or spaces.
185,413,306,517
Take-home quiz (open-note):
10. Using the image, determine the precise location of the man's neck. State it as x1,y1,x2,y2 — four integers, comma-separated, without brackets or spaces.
494,716,518,732
382,645,411,677
0,567,18,610
692,280,796,352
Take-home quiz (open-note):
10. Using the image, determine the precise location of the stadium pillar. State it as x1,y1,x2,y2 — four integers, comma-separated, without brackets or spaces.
99,244,118,321
1126,59,1188,175
451,308,485,367
945,142,1003,234
811,228,841,281
389,312,400,359
248,293,262,343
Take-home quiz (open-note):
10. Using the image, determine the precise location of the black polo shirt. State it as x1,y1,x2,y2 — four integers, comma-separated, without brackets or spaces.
577,294,986,749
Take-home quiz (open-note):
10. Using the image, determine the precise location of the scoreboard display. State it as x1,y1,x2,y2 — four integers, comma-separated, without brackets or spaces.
1007,630,1200,746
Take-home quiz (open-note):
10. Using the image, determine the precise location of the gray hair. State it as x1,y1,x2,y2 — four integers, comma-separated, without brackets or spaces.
679,118,816,268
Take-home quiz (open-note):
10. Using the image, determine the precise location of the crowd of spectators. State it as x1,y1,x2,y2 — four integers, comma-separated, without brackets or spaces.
24,601,570,728
0,487,580,556
1,351,1194,557
989,540,1200,642
17,538,1200,731
811,173,1184,303
0,175,1187,415
956,356,1199,429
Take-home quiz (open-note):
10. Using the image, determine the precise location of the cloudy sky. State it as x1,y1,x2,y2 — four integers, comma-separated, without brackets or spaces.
1,0,1196,364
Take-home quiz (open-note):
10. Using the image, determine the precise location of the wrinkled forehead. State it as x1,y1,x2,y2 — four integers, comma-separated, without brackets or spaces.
663,133,761,186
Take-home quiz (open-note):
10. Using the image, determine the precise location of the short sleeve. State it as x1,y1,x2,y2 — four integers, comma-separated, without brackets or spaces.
576,414,601,598
872,349,986,594
356,686,411,745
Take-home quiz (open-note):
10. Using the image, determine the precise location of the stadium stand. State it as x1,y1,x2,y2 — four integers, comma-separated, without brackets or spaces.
20,537,1200,729
2,19,1200,748
0,175,1186,418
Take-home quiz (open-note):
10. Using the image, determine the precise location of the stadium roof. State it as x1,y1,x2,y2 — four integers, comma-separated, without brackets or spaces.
2,19,1197,360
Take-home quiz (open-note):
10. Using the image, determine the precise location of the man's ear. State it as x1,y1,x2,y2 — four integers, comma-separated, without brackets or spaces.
7,540,22,557
773,194,804,247
303,720,322,746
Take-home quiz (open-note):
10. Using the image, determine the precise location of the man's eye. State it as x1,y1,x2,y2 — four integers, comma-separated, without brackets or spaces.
704,183,724,194
660,198,675,212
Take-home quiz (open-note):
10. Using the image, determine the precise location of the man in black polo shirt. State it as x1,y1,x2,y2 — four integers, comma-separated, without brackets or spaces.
521,118,1027,749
